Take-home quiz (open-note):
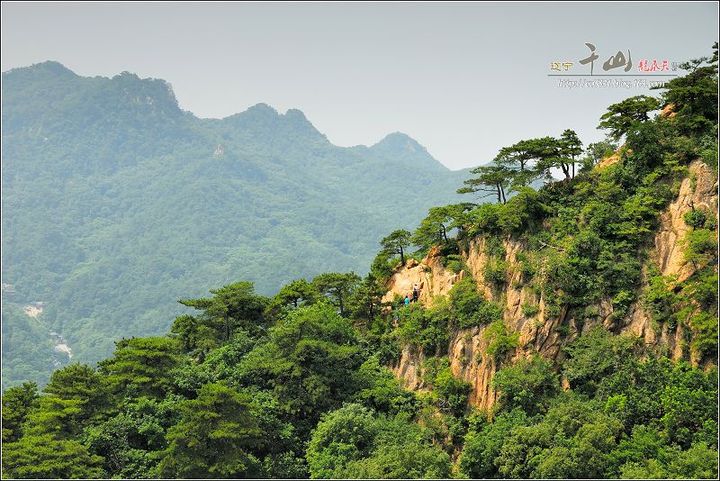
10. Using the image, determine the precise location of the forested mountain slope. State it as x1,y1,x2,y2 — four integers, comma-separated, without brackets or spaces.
1,62,467,388
1,47,717,479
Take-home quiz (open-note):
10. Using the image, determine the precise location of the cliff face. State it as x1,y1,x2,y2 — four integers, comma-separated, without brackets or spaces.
654,161,718,282
385,160,718,411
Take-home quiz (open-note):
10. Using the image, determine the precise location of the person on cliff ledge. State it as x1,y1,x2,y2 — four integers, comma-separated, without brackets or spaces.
404,295,410,307
412,284,419,302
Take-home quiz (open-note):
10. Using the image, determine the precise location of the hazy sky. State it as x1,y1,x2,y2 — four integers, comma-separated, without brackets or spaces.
2,2,717,169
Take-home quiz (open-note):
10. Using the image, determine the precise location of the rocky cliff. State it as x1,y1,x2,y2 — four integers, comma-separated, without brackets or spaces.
384,160,718,412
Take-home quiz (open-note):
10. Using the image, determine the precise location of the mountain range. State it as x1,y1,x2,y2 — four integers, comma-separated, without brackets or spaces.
1,61,471,388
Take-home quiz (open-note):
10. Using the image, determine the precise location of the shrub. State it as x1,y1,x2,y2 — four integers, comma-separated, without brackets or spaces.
683,228,717,269
492,356,560,414
442,254,465,274
644,271,678,328
484,260,508,287
516,252,536,281
449,277,502,329
521,302,539,318
422,358,470,416
483,321,520,362
396,303,450,356
449,277,483,323
485,237,506,259
683,210,708,229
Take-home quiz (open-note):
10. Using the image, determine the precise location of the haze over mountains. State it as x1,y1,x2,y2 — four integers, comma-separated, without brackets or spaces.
1,61,470,388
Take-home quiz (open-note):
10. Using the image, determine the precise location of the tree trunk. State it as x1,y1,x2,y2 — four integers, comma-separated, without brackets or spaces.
399,246,405,265
561,163,570,180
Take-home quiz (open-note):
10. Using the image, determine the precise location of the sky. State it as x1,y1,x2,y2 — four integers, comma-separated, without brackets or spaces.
2,1,717,170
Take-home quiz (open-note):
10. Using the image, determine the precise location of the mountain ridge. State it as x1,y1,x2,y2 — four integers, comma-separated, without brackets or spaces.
3,61,458,172
1,61,471,389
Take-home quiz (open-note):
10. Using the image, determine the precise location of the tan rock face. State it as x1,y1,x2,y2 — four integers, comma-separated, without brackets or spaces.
447,326,498,410
654,161,718,282
392,345,427,392
382,247,463,307
388,161,717,409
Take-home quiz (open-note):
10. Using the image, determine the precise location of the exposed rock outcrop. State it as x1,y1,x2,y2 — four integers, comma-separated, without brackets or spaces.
382,246,463,307
387,160,718,411
654,160,718,282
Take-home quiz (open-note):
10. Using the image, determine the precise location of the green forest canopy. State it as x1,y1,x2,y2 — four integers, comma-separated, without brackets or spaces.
1,45,718,479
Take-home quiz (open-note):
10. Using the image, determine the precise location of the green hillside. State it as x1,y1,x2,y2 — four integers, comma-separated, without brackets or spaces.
1,46,716,479
1,62,468,388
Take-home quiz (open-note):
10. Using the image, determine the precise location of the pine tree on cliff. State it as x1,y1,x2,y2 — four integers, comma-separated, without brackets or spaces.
380,229,412,265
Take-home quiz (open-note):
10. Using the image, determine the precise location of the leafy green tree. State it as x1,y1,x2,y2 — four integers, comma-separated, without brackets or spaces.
271,278,319,311
22,395,86,438
620,442,718,479
412,204,467,250
169,314,212,356
353,356,418,415
532,135,577,181
1,382,39,443
306,403,379,478
653,42,718,136
1,434,104,479
492,355,560,415
343,440,451,479
562,327,638,396
348,274,387,322
683,228,717,270
559,129,583,179
43,363,107,422
396,303,451,355
659,362,718,448
496,139,537,172
307,404,451,479
533,419,623,478
179,281,270,345
495,395,623,478
82,395,182,478
235,303,363,434
430,362,471,416
494,137,560,186
483,320,520,362
449,276,501,327
380,229,412,265
158,383,262,478
459,408,529,478
98,336,183,398
458,160,512,203
312,272,361,317
598,95,661,140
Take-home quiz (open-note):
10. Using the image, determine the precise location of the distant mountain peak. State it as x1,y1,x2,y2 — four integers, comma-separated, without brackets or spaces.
369,132,448,172
2,60,78,79
284,108,309,122
372,132,426,153
224,104,328,143
246,102,278,115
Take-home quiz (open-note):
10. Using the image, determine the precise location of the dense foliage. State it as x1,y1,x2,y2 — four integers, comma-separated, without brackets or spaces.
1,46,717,479
1,62,468,389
